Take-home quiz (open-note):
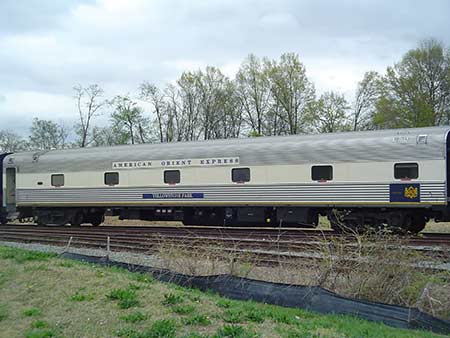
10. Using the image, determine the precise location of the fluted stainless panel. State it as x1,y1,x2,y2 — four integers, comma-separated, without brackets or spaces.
16,182,446,206
7,126,450,173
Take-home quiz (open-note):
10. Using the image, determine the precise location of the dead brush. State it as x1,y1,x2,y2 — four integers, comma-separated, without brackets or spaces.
311,228,450,319
154,233,257,278
149,227,450,319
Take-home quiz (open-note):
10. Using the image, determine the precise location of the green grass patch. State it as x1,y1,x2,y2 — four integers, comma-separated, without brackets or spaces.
70,289,94,302
116,327,139,338
24,328,57,338
144,319,177,338
172,304,196,315
57,260,74,268
120,311,148,323
0,304,7,321
130,272,155,284
162,293,184,306
22,307,41,317
181,333,209,338
222,308,244,323
0,246,55,263
183,314,211,326
118,319,177,338
216,299,233,308
107,286,140,309
214,324,256,338
31,320,48,329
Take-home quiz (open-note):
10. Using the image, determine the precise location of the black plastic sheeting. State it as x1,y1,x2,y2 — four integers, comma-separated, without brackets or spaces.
61,252,450,335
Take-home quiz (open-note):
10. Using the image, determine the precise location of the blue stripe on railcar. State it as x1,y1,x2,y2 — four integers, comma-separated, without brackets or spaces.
389,183,420,202
143,192,204,199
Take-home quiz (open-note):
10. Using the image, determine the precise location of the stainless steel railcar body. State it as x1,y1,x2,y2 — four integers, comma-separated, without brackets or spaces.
2,126,450,231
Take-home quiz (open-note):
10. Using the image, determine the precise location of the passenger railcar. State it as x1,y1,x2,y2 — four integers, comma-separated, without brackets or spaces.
2,126,450,232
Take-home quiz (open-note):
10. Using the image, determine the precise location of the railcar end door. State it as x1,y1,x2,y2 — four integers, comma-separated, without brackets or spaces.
5,168,16,211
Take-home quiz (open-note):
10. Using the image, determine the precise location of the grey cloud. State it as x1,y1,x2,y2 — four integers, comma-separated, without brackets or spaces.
0,0,94,35
0,0,450,132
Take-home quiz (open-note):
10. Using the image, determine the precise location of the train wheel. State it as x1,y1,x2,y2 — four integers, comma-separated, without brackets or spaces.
387,213,405,234
408,215,427,234
90,214,104,226
71,211,84,227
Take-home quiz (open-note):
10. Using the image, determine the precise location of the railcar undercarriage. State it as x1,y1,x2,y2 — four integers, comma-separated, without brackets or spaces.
10,205,443,234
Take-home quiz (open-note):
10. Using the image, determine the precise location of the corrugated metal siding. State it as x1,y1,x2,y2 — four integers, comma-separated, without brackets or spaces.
7,126,450,173
16,182,446,206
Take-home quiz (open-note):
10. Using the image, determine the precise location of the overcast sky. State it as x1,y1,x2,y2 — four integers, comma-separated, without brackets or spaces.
1,0,449,135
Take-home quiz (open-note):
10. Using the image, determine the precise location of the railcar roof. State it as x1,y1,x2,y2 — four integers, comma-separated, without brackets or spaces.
5,126,450,173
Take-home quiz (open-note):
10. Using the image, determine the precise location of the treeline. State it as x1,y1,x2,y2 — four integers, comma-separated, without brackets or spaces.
1,39,449,152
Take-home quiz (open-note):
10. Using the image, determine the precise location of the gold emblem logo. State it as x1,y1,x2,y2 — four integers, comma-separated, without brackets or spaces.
404,186,418,199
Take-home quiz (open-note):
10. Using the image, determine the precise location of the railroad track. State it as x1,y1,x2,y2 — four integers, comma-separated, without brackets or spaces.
1,224,450,269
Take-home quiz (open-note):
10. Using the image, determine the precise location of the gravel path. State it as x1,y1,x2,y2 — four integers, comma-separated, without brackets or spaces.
0,240,161,267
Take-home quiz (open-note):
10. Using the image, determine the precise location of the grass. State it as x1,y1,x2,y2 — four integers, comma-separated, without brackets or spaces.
0,304,7,321
117,319,177,338
70,288,95,302
23,307,42,317
162,293,184,306
214,325,256,338
24,329,57,338
31,320,49,328
0,245,446,338
172,304,196,315
121,311,148,323
107,286,140,309
183,314,211,326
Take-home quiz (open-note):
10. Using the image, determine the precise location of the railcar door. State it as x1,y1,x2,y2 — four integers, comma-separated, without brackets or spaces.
448,132,450,199
5,168,16,211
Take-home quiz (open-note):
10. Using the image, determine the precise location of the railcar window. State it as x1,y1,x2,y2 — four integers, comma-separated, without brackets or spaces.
394,163,418,179
51,174,64,187
104,172,119,185
312,166,333,181
232,168,250,183
164,170,180,184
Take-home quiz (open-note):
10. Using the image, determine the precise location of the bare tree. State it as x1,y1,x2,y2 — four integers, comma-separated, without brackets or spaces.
177,71,202,141
352,71,383,131
139,82,167,143
74,84,106,147
236,54,271,136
